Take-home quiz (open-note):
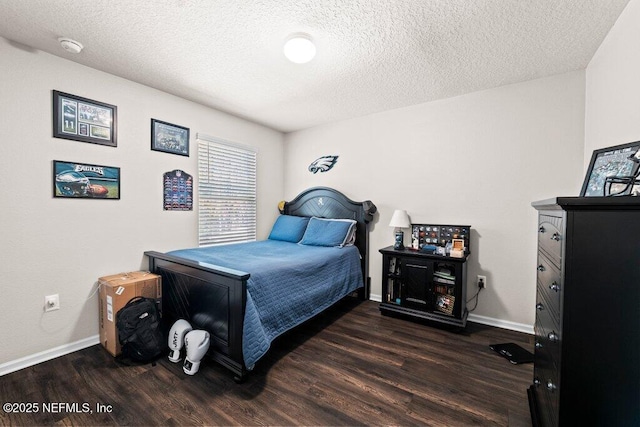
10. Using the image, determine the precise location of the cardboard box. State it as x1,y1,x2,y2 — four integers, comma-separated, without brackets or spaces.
98,271,161,356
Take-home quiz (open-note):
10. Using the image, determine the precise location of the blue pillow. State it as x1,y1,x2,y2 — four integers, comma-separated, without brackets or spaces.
299,217,357,247
268,215,310,243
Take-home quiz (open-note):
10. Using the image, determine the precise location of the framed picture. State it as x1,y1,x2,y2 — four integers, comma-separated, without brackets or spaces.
163,170,193,211
435,294,455,315
580,141,640,197
151,119,190,156
52,91,117,147
53,160,120,200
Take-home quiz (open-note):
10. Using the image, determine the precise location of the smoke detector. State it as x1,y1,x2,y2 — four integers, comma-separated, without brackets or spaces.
58,37,83,54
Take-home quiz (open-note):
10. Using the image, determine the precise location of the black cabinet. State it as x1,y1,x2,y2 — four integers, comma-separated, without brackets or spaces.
528,197,640,427
379,246,468,328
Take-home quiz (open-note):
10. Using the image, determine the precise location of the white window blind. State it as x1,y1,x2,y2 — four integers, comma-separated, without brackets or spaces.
197,135,257,246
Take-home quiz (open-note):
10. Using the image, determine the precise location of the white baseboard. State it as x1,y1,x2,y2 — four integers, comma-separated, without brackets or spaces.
369,293,383,302
0,335,100,377
467,313,534,335
369,295,533,335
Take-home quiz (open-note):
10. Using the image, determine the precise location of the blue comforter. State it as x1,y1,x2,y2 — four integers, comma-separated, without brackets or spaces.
168,240,363,369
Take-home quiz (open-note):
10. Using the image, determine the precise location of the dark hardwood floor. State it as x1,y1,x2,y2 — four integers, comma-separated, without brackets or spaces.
0,300,533,426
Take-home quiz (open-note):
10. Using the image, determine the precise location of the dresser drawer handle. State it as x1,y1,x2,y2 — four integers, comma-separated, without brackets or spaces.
535,341,543,349
536,303,544,311
546,380,557,391
537,265,545,272
533,377,541,386
548,331,558,342
538,226,546,233
551,233,561,241
549,282,561,292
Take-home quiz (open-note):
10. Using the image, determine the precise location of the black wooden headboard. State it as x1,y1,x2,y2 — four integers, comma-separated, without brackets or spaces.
282,187,377,298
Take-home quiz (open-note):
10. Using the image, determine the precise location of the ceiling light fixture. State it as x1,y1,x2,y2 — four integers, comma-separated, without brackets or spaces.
283,33,316,64
58,37,83,54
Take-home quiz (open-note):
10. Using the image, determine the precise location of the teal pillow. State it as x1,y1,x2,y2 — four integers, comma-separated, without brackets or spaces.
299,217,356,247
268,215,310,243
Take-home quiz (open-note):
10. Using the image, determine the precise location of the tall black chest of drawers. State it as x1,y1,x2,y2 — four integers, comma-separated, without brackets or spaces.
528,197,640,427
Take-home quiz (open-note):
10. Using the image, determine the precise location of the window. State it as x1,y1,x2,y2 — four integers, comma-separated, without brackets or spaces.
197,134,257,246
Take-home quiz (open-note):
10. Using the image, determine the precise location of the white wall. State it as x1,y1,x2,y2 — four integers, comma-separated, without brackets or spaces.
284,71,585,329
585,0,640,162
0,37,283,368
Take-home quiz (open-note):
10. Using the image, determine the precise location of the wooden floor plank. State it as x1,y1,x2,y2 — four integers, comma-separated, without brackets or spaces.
0,299,533,426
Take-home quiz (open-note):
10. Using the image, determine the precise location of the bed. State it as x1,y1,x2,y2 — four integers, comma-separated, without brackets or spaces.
144,187,376,381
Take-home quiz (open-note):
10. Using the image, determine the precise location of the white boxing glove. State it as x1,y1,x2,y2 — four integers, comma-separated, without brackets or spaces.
183,329,210,375
167,319,192,363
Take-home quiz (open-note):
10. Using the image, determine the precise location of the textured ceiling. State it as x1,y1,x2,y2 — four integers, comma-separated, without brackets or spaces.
0,0,630,133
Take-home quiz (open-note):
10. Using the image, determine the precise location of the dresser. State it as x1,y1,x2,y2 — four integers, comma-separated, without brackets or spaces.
528,197,640,426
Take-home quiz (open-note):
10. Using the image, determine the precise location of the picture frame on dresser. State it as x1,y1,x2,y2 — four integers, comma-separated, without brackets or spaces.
52,90,117,147
580,141,640,197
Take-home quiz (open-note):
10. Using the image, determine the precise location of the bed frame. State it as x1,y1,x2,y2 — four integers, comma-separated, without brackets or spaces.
144,187,377,381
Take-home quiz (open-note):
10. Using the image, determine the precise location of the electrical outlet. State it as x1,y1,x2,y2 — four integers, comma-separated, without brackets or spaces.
477,275,487,289
45,294,60,312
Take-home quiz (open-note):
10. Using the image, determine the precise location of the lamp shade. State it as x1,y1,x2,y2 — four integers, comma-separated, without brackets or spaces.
389,209,410,228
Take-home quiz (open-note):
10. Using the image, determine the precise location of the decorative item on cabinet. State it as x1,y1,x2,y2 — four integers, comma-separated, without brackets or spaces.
411,224,470,256
449,239,465,258
389,210,411,250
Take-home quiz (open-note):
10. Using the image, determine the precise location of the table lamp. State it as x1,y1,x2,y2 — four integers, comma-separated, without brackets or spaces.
389,209,410,250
